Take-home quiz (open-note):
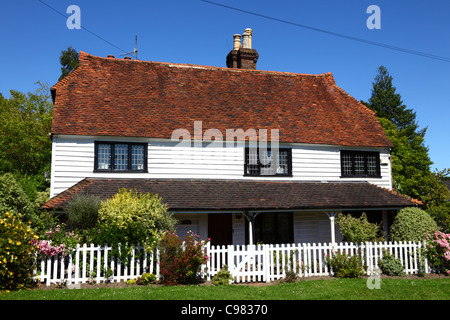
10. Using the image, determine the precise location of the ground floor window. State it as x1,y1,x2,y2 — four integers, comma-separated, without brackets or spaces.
246,212,293,244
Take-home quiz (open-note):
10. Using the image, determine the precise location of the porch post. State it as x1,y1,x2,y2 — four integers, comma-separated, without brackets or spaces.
244,212,259,245
325,212,339,248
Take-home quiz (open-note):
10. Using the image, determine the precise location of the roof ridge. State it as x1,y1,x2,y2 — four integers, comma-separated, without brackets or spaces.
80,51,334,79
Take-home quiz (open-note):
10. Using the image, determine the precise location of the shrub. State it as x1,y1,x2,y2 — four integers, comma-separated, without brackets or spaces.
159,231,209,285
33,187,50,211
66,193,101,231
325,251,365,278
282,269,299,283
88,221,147,264
390,207,438,242
98,188,176,240
378,251,405,276
0,173,34,221
336,213,382,243
0,212,38,290
424,231,450,275
212,265,234,286
136,272,156,285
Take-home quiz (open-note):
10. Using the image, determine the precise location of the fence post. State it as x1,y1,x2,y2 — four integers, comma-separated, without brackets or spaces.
45,255,51,286
365,242,371,275
204,242,210,281
264,244,270,282
96,245,101,284
227,244,234,281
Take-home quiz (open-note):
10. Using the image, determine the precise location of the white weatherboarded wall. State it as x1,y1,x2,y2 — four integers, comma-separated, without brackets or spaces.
50,135,392,198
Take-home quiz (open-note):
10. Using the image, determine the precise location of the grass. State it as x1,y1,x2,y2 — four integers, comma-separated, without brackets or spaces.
1,277,449,300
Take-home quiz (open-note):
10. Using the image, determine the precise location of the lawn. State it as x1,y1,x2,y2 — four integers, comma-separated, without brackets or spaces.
1,277,449,300
1,277,448,318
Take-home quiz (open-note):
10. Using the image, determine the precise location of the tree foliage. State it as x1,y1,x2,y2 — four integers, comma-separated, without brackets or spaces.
365,66,426,140
362,66,450,209
0,82,53,178
59,46,79,81
376,117,433,200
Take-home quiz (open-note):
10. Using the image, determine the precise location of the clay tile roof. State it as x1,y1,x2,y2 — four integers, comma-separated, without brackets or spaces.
50,52,393,147
42,178,417,211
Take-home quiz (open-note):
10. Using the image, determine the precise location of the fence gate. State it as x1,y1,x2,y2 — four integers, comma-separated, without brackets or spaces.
206,244,269,283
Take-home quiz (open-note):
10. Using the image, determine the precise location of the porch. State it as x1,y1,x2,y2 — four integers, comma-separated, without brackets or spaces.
174,210,397,246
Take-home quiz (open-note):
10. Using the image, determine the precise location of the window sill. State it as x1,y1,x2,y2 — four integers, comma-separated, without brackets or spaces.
340,175,382,179
94,170,148,173
243,174,293,178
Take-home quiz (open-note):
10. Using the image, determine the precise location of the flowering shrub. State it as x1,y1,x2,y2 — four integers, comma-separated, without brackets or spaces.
325,251,366,278
425,231,450,275
159,231,209,285
0,212,38,290
33,225,80,257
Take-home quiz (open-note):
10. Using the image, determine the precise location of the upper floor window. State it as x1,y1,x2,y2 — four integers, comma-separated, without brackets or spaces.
94,142,147,172
244,147,292,176
341,150,380,178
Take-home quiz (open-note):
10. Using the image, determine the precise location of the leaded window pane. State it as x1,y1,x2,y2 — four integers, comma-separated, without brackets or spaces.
114,144,129,170
245,148,291,176
97,144,111,170
131,144,145,170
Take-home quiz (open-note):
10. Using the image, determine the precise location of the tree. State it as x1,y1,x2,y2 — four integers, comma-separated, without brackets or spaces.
377,117,432,200
365,66,426,141
0,82,53,198
362,66,438,203
59,46,79,81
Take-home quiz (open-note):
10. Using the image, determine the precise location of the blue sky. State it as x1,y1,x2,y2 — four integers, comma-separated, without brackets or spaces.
1,0,449,171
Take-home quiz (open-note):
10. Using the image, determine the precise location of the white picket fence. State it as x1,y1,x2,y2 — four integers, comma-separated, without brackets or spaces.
206,241,430,283
33,241,430,285
33,244,160,286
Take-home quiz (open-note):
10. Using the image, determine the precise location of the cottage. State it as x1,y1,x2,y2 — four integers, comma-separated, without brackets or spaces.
43,29,419,245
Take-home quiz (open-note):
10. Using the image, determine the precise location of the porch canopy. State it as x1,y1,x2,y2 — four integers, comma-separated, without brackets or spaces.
43,178,418,212
43,178,420,245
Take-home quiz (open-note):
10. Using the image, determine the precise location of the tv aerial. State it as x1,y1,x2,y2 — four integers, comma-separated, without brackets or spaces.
119,35,138,59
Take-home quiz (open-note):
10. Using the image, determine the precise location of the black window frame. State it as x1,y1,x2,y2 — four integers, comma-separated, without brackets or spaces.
94,141,148,173
244,147,292,177
340,150,381,178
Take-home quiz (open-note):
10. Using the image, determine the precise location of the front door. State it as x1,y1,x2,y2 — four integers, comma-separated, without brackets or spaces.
208,213,232,246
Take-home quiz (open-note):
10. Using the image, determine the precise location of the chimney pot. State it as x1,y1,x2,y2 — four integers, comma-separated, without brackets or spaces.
226,28,258,70
233,34,241,50
244,28,253,48
124,56,131,60
242,33,250,49
107,55,114,59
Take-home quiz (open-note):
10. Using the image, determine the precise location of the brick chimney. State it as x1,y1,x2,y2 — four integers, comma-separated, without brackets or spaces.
226,28,259,70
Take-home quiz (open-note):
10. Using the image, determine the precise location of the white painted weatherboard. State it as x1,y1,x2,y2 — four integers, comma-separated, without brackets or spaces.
50,135,392,198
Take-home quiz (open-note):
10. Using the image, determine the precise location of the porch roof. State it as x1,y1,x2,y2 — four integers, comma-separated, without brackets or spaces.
43,178,420,212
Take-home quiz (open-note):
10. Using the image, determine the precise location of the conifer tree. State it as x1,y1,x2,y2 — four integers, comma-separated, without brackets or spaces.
365,66,426,141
